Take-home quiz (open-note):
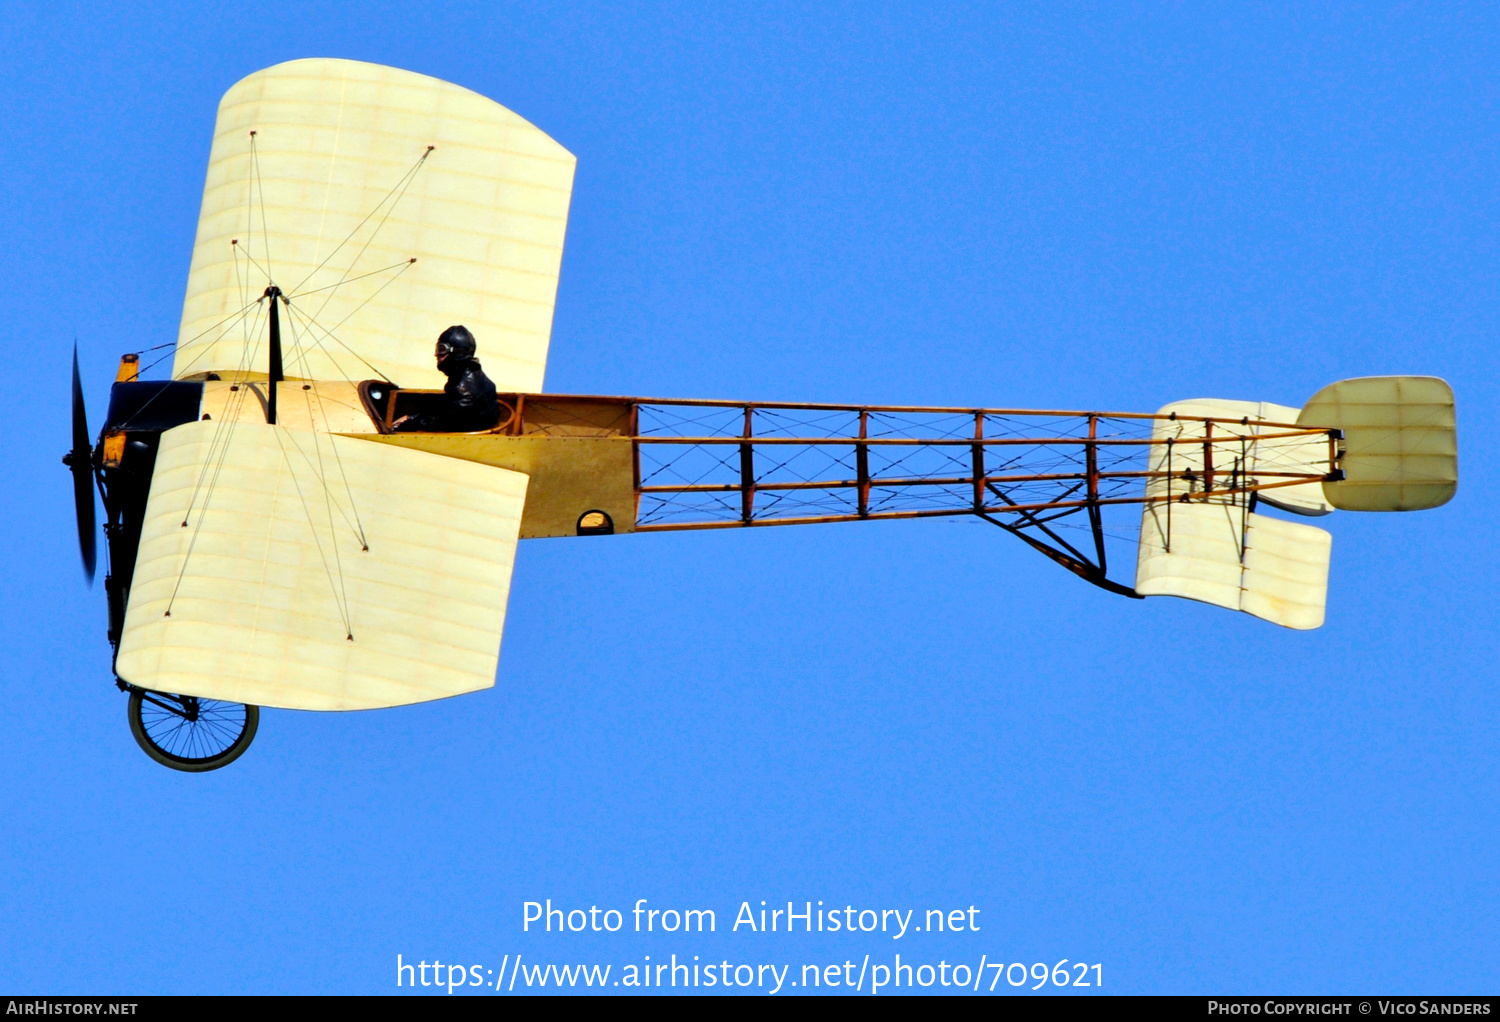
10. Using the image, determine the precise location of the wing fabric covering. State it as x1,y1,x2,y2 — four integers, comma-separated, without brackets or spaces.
1136,504,1332,630
1134,400,1333,629
173,58,576,392
1298,376,1457,512
114,421,528,710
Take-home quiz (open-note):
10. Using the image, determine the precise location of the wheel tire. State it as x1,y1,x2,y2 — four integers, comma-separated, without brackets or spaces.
127,689,259,773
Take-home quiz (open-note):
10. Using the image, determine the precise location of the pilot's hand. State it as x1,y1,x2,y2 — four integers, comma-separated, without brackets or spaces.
391,415,412,430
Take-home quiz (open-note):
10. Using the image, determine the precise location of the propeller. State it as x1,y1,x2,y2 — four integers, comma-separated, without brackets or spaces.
64,343,97,583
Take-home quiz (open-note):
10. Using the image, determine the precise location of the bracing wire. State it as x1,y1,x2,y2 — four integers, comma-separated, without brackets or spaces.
251,131,273,285
235,238,256,375
244,132,256,295
271,427,354,639
166,309,266,617
290,259,417,299
135,302,257,379
180,304,267,529
118,300,262,429
282,264,417,383
282,301,391,385
287,146,432,297
307,150,430,324
279,257,416,384
233,238,248,343
162,135,425,394
284,307,368,550
232,239,274,288
314,257,418,340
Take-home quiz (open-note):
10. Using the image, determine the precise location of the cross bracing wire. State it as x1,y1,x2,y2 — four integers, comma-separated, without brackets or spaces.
633,401,1323,534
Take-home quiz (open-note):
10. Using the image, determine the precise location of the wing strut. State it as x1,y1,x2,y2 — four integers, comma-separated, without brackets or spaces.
980,480,1141,599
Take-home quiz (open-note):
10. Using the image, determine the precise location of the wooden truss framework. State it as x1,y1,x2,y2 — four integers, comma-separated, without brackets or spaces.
486,394,1342,597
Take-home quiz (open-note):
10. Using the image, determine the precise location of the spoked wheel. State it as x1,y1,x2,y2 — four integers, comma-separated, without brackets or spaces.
127,688,259,772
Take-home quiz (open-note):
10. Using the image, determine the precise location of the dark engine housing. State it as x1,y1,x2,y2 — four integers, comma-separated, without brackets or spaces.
98,381,204,650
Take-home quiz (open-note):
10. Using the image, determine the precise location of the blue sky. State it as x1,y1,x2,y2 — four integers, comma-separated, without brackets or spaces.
3,2,1497,995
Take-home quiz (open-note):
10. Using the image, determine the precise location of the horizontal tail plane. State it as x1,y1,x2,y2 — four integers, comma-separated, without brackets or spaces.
1133,377,1455,628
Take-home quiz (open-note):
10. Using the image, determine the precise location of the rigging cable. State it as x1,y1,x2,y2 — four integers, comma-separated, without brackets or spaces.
308,162,429,326
287,146,432,298
284,303,369,549
271,425,355,640
281,257,417,383
251,131,273,285
165,308,266,617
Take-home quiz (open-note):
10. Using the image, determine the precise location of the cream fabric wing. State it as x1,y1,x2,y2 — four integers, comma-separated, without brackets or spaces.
115,421,528,710
173,58,575,392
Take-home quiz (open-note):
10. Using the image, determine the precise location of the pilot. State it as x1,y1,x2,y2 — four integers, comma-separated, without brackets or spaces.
392,325,501,433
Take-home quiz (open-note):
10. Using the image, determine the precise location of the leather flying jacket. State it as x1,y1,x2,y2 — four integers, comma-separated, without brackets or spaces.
394,357,500,432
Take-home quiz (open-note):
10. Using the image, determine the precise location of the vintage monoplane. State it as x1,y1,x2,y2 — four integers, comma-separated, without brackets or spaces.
66,59,1458,771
